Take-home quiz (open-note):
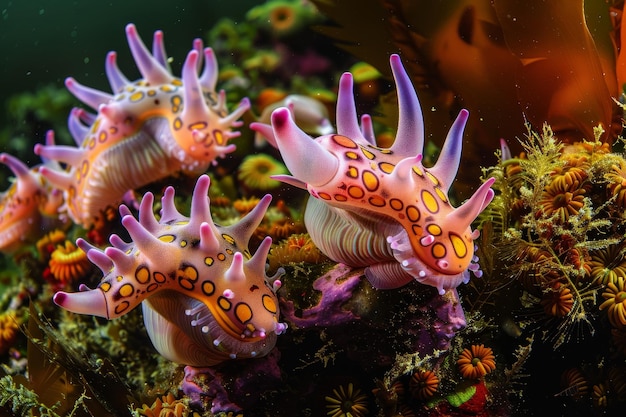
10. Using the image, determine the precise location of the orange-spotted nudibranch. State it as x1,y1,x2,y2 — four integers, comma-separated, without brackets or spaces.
53,175,286,366
34,24,250,229
252,54,495,295
0,131,65,253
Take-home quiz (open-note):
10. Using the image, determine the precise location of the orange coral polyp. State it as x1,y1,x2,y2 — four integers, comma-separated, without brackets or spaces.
457,344,496,380
599,276,626,328
48,240,91,284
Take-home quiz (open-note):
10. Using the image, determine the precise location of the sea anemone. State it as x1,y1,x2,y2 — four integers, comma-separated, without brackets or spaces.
589,245,626,286
592,382,609,408
0,311,18,355
325,382,369,417
599,276,626,328
267,233,327,272
237,153,288,191
457,344,496,380
409,370,439,401
48,240,91,285
137,393,187,417
541,282,574,318
538,180,586,223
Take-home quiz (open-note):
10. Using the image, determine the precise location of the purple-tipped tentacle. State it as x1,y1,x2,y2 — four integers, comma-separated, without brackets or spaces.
136,192,161,233
335,73,364,140
68,108,90,144
389,54,424,157
247,236,273,275
430,109,469,191
228,194,273,245
0,153,30,178
181,50,211,123
188,175,215,231
105,52,130,93
151,30,170,71
249,122,278,148
53,290,108,318
199,47,218,91
391,154,423,182
38,166,73,189
220,97,251,127
224,252,245,283
159,186,180,223
125,23,171,85
360,114,376,145
65,77,113,110
121,214,169,260
271,108,339,187
34,143,84,167
448,178,496,229
103,245,136,273
199,222,221,253
500,138,512,161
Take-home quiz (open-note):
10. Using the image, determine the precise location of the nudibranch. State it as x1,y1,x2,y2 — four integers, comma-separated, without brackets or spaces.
252,54,495,295
0,131,65,253
53,175,286,366
35,24,250,228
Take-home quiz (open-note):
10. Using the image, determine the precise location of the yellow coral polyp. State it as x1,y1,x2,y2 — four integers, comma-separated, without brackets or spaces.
325,382,369,417
606,160,626,208
0,312,19,355
48,240,91,284
589,245,626,286
538,180,586,222
599,276,626,328
237,154,288,191
138,393,187,417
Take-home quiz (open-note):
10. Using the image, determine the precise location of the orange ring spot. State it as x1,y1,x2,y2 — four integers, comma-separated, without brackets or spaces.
432,243,446,258
235,303,253,324
348,186,365,199
332,135,358,148
421,190,439,213
362,170,379,192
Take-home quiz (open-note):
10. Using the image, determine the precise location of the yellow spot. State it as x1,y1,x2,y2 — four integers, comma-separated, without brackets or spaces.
379,162,395,174
369,196,386,207
345,151,359,160
362,170,379,192
172,79,183,86
421,190,439,213
189,121,208,131
346,166,358,178
88,137,96,149
432,243,446,258
219,297,231,310
332,135,358,148
406,205,421,222
173,117,183,130
427,224,442,236
348,186,365,199
205,257,214,266
135,267,150,284
214,130,225,145
100,282,111,292
450,233,468,258
158,234,176,243
235,303,253,323
116,276,124,282
361,147,375,160
147,90,156,96
412,166,423,177
263,294,277,313
435,187,448,203
119,283,134,297
202,281,215,296
129,91,144,102
161,85,175,92
390,198,403,211
180,265,198,281
425,171,439,186
180,240,188,248
222,234,236,246
114,301,130,315
98,131,107,142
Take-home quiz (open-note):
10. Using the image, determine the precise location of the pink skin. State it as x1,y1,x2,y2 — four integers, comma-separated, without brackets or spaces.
252,54,495,295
